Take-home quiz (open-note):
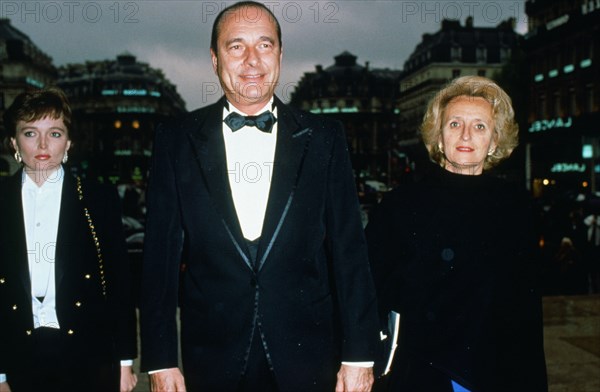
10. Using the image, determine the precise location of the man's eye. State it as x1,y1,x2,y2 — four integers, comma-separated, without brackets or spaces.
24,131,35,137
51,132,63,137
450,121,460,128
475,124,486,130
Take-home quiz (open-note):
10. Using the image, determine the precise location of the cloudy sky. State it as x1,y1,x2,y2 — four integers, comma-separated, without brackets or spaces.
2,1,528,109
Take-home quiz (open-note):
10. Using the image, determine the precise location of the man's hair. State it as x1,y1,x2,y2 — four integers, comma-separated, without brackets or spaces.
3,87,72,142
420,75,519,170
210,1,282,53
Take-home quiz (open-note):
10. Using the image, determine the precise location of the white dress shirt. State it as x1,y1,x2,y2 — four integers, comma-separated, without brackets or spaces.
22,167,64,329
223,99,277,240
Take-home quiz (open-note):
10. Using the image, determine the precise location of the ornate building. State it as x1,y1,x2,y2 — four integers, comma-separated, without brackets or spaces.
397,17,520,171
0,18,57,175
290,51,401,186
524,0,600,196
57,52,186,183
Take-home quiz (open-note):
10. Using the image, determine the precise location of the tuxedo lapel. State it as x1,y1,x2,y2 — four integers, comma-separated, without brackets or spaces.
256,98,313,271
187,100,253,269
4,171,31,300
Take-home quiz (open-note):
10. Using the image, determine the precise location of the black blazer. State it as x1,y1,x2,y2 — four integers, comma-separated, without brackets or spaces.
140,96,380,391
0,170,137,374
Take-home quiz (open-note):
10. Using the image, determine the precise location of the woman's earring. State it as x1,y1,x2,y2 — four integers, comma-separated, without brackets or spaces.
14,150,22,163
488,148,495,156
62,151,69,164
438,144,444,154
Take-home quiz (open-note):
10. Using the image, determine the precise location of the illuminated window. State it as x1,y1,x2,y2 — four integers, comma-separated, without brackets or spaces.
132,120,140,129
114,120,122,129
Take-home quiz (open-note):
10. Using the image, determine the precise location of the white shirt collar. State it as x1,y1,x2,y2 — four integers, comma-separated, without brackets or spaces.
223,98,275,117
22,166,65,192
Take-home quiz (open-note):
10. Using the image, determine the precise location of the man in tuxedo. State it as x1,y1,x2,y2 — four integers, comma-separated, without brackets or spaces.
140,2,380,391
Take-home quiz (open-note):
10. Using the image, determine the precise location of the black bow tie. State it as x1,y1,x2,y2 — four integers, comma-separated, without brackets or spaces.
224,111,277,133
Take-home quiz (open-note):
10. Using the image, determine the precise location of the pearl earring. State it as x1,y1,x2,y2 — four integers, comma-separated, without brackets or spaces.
62,152,69,164
14,151,22,163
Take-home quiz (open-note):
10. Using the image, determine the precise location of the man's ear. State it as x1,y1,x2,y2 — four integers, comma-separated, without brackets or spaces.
210,49,218,73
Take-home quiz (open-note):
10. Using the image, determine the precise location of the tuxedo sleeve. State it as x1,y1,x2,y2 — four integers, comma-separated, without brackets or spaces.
99,184,138,361
140,123,184,372
325,121,380,362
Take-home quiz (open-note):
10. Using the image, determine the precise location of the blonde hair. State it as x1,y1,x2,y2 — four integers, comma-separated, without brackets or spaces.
421,76,518,170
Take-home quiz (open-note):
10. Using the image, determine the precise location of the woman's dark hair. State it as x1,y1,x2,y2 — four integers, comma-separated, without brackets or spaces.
3,87,72,144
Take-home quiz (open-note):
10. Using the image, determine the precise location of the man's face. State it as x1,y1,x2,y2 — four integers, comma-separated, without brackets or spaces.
211,5,282,114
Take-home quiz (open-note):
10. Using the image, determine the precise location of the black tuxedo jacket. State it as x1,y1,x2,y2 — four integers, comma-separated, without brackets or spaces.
0,170,137,374
140,96,380,391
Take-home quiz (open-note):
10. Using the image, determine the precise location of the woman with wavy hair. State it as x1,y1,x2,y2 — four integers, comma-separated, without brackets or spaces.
367,76,547,391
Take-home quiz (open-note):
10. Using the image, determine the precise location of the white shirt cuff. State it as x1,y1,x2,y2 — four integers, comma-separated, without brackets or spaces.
120,359,134,366
341,361,374,368
0,374,6,383
148,368,170,374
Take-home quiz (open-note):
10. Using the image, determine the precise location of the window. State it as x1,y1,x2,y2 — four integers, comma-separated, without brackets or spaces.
586,84,595,113
476,46,487,63
500,47,511,62
569,88,577,115
552,92,561,117
537,94,547,119
451,45,462,61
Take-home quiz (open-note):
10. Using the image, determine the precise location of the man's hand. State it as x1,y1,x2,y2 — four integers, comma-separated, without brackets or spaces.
0,382,11,392
149,368,186,392
120,365,138,392
335,364,373,392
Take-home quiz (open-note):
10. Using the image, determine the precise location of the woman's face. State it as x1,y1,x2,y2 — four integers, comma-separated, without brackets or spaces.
11,116,71,183
440,95,496,175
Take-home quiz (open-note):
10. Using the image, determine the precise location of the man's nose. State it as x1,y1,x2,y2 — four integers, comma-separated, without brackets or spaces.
244,47,259,66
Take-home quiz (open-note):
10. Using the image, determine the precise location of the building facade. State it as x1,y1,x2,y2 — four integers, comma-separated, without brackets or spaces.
0,18,57,175
397,17,520,174
290,51,401,187
57,52,186,183
524,0,600,196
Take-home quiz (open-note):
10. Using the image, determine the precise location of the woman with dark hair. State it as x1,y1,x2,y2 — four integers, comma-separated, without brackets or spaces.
0,87,137,392
367,76,547,391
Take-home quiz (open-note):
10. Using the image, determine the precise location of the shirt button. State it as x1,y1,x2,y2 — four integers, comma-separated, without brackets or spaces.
0,278,5,284
26,330,32,336
67,329,74,335
84,274,91,279
12,304,17,310
75,301,82,307
36,222,41,227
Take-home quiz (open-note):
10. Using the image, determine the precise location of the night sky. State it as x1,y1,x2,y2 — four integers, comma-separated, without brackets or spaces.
2,1,528,109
